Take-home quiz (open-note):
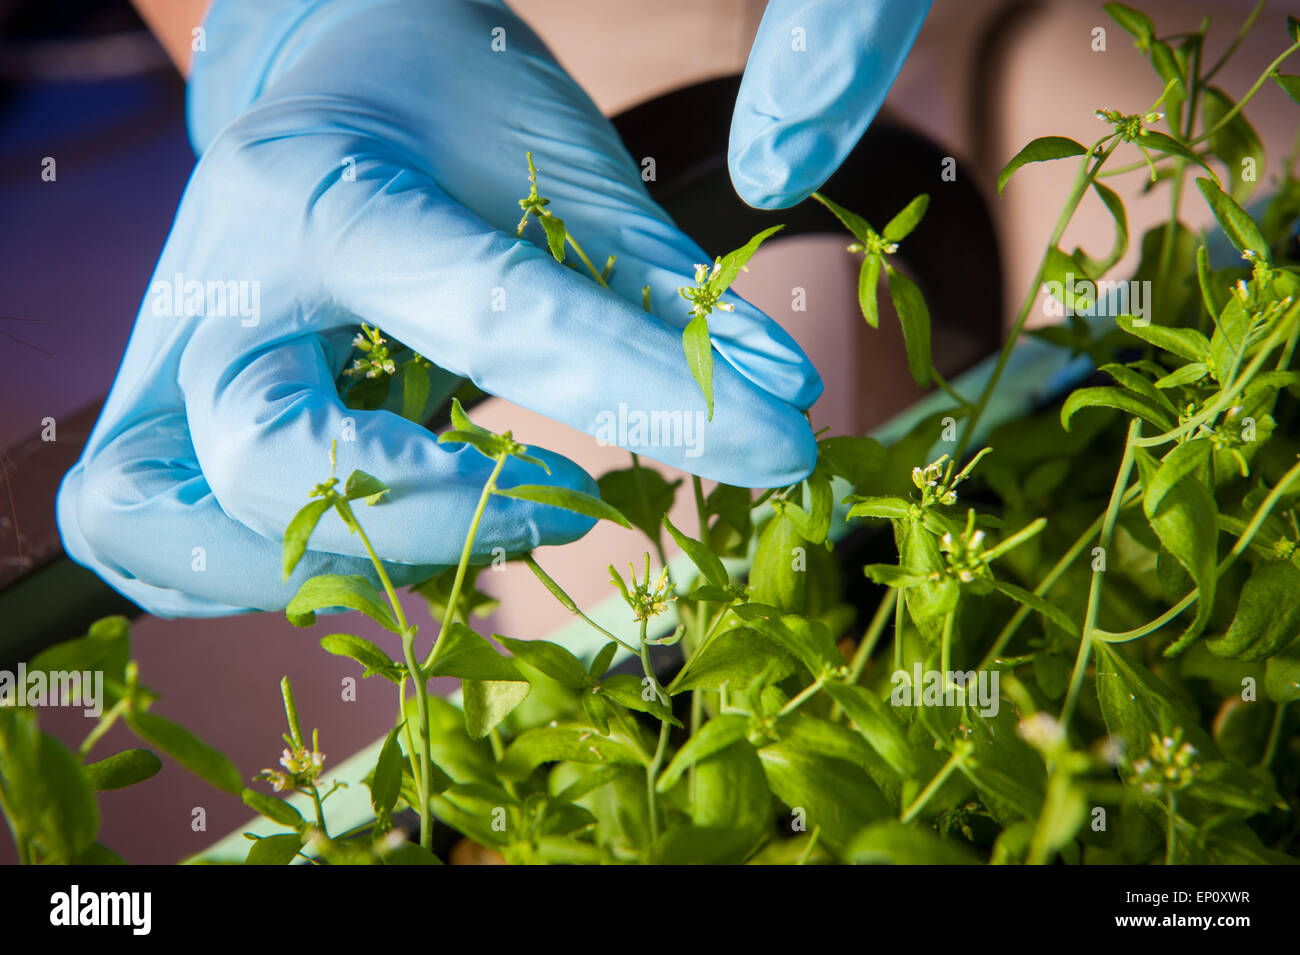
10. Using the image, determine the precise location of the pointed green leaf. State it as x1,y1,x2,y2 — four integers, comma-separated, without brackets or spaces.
493,635,589,688
492,483,631,529
282,498,332,581
1060,386,1177,432
886,265,932,386
656,714,751,792
682,313,715,420
344,469,389,504
708,225,784,293
462,680,532,739
369,724,405,815
1197,177,1270,262
245,832,302,865
319,632,403,682
286,574,399,632
84,748,162,791
428,623,524,682
997,137,1087,195
663,515,728,587
124,711,242,795
540,213,567,262
882,194,930,242
242,788,305,829
811,192,874,244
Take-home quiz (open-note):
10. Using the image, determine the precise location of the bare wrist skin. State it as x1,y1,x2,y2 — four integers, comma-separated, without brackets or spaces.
130,0,213,73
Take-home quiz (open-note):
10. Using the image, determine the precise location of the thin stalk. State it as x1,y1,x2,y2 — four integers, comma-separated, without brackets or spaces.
900,747,967,824
795,826,822,865
778,678,825,717
79,699,128,759
848,589,899,684
1061,419,1140,731
979,487,1141,669
423,454,509,670
1095,458,1300,642
1261,703,1288,769
958,138,1116,459
1166,793,1178,865
940,611,955,679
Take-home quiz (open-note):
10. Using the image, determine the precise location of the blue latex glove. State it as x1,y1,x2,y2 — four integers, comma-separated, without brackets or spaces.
57,0,822,618
729,0,931,209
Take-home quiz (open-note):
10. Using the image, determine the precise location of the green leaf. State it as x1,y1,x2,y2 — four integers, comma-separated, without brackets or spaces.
663,515,728,587
1093,642,1214,764
596,467,680,543
822,682,922,778
708,225,784,294
990,580,1078,636
1104,2,1154,49
1098,363,1177,417
1155,363,1209,389
462,680,532,739
427,624,524,682
690,743,771,849
682,313,715,420
500,723,646,778
811,192,873,244
846,495,912,522
898,519,955,644
1202,87,1265,204
245,832,302,865
1149,42,1185,125
493,484,632,529
36,732,100,863
1196,177,1270,262
242,788,305,829
1196,244,1226,320
1115,313,1211,364
1079,181,1129,275
757,742,889,848
668,627,799,694
1143,438,1212,514
882,194,930,242
784,466,833,546
124,710,242,794
1274,73,1300,106
1264,640,1300,703
29,616,130,688
84,749,162,791
858,255,882,327
540,213,567,262
319,633,403,682
653,825,762,864
344,469,389,504
400,361,430,422
282,498,332,581
997,136,1088,194
1135,448,1218,654
1060,386,1176,432
730,605,843,676
847,820,979,864
369,724,405,815
886,264,932,386
381,840,445,865
596,674,680,726
1207,560,1300,661
493,635,589,688
588,641,619,679
748,508,806,613
437,427,504,461
286,574,399,632
1138,130,1215,180
817,435,886,488
656,715,751,793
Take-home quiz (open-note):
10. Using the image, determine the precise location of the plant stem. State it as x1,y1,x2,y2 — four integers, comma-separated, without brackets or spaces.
795,826,822,865
79,699,128,759
1061,418,1140,731
1261,703,1288,768
424,453,509,670
958,138,1116,459
894,587,906,674
900,747,966,824
638,616,672,845
778,678,825,717
1166,793,1178,865
940,611,955,679
848,589,899,685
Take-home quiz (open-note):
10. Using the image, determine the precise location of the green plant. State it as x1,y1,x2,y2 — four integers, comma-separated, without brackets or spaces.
5,0,1300,865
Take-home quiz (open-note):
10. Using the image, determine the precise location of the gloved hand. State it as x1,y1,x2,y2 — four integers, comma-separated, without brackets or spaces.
57,0,822,618
729,0,931,209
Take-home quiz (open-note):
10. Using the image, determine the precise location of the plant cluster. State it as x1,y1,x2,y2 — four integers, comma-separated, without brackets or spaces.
3,1,1300,865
